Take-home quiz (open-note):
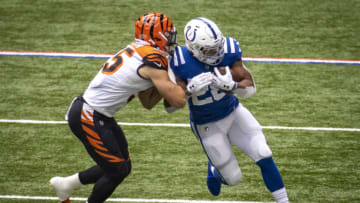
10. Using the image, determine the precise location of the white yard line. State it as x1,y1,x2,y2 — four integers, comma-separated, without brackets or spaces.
0,119,359,132
0,195,272,203
1,50,360,65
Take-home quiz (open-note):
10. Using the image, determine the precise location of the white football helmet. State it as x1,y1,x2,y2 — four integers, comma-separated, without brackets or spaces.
184,17,225,66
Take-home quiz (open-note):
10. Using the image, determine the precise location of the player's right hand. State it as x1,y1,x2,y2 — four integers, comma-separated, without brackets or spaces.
186,72,214,94
213,66,236,91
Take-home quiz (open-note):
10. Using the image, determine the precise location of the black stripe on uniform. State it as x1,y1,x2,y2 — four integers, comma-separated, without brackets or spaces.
149,13,157,39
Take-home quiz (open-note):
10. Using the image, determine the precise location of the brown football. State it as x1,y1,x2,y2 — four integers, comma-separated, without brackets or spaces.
218,66,227,75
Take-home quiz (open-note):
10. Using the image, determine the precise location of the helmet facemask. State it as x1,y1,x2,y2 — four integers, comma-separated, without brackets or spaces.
156,27,177,52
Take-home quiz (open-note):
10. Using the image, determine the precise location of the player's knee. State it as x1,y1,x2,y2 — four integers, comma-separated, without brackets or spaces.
126,160,132,175
120,160,132,178
218,158,242,186
120,160,131,178
255,144,272,161
248,134,273,162
109,160,132,184
223,168,242,186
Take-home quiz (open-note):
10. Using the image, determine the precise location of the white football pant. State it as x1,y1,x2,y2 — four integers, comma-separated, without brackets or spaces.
191,105,272,186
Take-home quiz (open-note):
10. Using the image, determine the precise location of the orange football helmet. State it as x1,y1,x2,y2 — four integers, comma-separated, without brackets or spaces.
135,12,177,52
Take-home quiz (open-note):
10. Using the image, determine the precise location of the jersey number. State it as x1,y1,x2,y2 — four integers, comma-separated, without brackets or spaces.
101,48,134,75
191,86,226,106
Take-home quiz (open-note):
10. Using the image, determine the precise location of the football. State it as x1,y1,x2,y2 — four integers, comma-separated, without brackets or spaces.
217,66,227,75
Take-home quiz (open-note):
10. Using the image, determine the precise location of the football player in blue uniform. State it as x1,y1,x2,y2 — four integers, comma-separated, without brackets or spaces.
169,17,289,203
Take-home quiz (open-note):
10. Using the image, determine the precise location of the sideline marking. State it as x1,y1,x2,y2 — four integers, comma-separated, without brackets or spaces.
0,50,111,59
1,50,360,65
0,195,270,203
245,56,360,65
0,119,359,132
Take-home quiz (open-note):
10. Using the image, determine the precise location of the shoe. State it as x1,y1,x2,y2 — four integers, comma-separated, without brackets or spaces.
50,176,72,202
206,162,222,196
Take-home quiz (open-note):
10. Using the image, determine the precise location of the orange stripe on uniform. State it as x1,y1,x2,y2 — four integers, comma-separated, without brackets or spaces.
82,124,100,140
81,124,126,163
95,150,126,163
86,135,108,152
81,110,94,126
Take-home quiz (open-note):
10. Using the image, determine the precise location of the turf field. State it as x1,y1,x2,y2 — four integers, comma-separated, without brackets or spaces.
0,0,359,203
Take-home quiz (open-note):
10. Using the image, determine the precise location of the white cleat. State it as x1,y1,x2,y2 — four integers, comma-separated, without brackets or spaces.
50,176,73,202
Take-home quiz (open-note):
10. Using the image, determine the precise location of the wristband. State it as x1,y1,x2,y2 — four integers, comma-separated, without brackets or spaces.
233,82,238,90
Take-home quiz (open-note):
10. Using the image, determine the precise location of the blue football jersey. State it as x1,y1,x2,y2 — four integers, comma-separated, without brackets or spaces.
170,37,243,124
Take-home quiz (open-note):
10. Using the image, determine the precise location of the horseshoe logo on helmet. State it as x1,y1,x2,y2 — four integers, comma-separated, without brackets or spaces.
185,26,197,42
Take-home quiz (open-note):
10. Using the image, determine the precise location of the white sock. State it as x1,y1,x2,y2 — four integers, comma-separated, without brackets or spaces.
50,173,82,201
65,173,83,189
272,187,289,203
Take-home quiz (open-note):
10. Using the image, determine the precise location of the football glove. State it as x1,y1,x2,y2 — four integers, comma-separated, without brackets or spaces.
213,66,236,91
186,72,214,94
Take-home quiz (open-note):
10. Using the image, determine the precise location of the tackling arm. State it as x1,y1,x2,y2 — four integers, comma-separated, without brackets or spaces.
139,65,186,108
163,77,188,113
138,86,162,110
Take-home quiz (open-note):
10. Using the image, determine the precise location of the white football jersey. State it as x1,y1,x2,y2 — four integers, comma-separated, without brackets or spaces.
83,41,169,117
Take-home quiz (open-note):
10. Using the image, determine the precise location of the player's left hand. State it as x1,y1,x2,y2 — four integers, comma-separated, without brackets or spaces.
187,72,214,94
213,66,236,91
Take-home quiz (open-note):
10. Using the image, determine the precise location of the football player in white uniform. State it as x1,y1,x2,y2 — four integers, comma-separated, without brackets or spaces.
50,12,186,203
169,18,289,203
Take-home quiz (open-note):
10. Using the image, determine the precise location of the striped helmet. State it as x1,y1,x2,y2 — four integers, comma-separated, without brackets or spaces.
135,12,177,52
184,17,225,66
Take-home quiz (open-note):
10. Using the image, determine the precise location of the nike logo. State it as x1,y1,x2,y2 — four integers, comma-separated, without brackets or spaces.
153,62,161,67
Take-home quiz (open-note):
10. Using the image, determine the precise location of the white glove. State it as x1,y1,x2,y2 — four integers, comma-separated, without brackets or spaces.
213,66,236,91
186,72,214,94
